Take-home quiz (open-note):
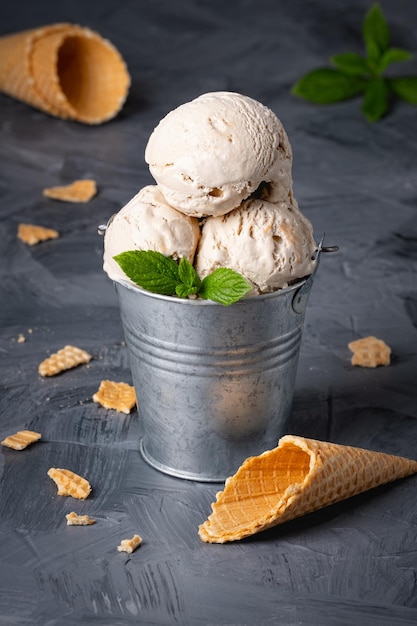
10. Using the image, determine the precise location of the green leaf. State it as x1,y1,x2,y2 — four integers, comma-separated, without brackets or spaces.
178,257,201,290
114,250,251,305
331,52,369,75
199,268,252,306
291,2,417,121
292,68,366,103
377,47,413,73
361,76,388,121
363,3,390,64
113,250,180,295
389,77,417,104
175,283,198,299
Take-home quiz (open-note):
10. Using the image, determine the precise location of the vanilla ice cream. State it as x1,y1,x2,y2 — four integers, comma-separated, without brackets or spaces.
195,198,316,293
103,185,200,283
144,92,293,218
104,91,317,296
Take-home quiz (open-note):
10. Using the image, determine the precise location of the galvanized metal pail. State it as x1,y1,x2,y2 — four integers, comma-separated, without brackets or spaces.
114,270,316,482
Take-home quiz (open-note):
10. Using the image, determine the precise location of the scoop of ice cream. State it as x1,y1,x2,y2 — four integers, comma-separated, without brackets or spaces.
144,92,293,218
103,185,200,283
195,199,317,293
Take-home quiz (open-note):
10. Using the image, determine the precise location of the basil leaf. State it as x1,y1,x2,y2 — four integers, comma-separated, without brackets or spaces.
113,250,180,295
199,268,252,306
178,257,201,290
389,77,417,104
292,68,366,103
361,76,388,122
378,48,413,73
363,3,390,64
331,53,369,76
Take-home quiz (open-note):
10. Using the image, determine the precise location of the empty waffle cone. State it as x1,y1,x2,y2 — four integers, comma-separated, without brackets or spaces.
0,23,130,124
198,435,417,543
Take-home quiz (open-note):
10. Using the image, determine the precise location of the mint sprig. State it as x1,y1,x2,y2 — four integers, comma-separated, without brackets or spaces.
113,250,252,306
292,3,416,121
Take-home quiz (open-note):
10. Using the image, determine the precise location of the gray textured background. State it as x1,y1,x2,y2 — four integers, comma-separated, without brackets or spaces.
1,1,417,624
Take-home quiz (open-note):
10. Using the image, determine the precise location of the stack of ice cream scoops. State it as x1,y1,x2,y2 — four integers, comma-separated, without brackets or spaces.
103,91,317,294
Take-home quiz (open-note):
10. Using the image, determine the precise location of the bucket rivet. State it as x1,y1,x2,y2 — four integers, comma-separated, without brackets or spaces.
292,288,310,314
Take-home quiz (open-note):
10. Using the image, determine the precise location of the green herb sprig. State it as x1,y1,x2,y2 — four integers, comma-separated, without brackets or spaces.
114,250,252,306
292,3,417,121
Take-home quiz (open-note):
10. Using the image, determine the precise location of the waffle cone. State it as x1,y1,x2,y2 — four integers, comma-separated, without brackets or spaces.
198,435,417,543
0,23,130,124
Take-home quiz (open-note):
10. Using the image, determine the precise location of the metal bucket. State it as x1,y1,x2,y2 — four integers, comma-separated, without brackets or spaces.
114,269,316,482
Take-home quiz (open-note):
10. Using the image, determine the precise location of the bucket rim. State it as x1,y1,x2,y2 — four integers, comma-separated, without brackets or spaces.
113,273,313,306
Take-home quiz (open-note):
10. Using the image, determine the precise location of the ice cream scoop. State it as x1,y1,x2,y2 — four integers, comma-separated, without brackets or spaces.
144,91,293,218
195,198,317,293
103,185,200,283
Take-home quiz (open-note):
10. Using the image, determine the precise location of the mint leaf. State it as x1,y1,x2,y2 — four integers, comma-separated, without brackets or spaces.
199,268,252,306
361,76,388,121
178,257,201,291
292,2,417,121
114,250,252,305
113,250,180,295
175,283,198,298
363,3,390,65
175,258,201,298
378,48,413,73
389,77,417,104
292,68,366,103
331,53,369,76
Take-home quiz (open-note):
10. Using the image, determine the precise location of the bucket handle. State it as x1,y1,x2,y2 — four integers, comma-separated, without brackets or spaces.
292,234,338,314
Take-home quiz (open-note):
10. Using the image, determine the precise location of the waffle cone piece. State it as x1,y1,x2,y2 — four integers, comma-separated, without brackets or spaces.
198,435,417,543
0,23,130,124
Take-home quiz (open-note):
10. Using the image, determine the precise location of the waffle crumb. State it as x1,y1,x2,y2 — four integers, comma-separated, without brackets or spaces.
1,430,41,450
17,223,59,245
348,336,391,368
117,534,142,553
38,345,92,376
43,179,97,203
93,380,136,414
66,511,96,526
47,468,92,500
